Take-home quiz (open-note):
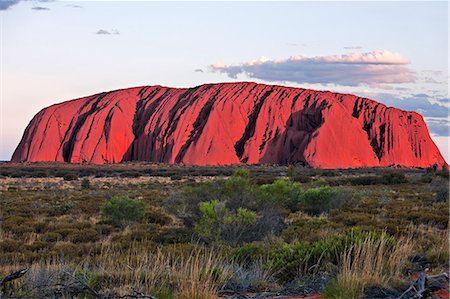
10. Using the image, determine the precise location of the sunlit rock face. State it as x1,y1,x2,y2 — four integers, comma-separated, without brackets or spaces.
12,82,446,168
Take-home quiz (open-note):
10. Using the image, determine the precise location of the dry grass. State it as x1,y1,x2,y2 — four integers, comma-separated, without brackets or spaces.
1,243,232,298
324,232,414,299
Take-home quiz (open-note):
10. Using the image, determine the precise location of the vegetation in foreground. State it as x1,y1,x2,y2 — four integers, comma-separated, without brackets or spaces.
0,163,448,298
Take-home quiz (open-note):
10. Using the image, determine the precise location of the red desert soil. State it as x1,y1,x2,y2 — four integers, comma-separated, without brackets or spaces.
12,82,446,168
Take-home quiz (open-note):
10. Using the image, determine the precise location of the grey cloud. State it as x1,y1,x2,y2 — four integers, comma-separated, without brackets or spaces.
1,0,53,10
424,118,450,136
0,0,20,10
95,29,120,35
364,92,449,136
422,70,444,76
286,43,307,47
194,69,204,73
372,93,449,118
344,46,363,50
210,51,415,87
32,6,50,10
66,4,83,8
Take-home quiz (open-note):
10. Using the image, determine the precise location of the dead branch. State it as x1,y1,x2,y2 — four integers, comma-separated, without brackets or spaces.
397,271,449,299
0,268,29,287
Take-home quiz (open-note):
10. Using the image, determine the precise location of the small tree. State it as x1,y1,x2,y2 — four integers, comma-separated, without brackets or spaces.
101,195,145,227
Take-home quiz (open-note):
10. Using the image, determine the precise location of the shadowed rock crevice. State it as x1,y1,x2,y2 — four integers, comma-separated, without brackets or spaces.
234,88,274,162
62,93,107,162
175,88,222,163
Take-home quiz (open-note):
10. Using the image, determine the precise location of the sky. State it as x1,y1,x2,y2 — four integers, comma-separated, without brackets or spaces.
0,0,449,162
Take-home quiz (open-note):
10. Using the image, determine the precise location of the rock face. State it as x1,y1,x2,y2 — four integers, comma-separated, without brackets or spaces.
12,82,446,168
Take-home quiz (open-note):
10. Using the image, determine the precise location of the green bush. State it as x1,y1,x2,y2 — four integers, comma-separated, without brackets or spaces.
233,168,250,177
281,216,330,243
324,278,361,299
233,243,266,265
101,195,146,227
195,200,258,246
299,186,340,215
259,179,303,211
269,230,395,283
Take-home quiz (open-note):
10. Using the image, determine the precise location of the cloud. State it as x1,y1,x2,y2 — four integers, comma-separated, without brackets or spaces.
286,43,307,47
66,4,83,8
0,0,20,10
95,29,120,35
0,0,54,10
210,50,415,87
194,69,204,73
32,6,50,10
361,92,449,137
344,46,363,50
365,92,449,118
424,118,450,136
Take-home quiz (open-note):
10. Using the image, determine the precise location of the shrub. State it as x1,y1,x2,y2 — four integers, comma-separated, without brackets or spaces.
233,243,266,265
287,165,311,182
170,174,183,181
7,186,18,192
165,174,284,244
25,241,50,252
437,163,449,179
379,171,407,184
87,272,109,290
155,227,194,244
146,207,173,226
165,174,263,227
269,230,391,283
42,232,61,242
195,200,258,246
323,233,413,298
120,171,141,178
226,260,276,292
233,169,250,178
259,179,303,211
63,173,78,181
0,239,23,252
281,215,330,243
68,229,99,243
299,186,342,215
432,178,449,202
81,178,90,189
347,175,381,185
101,195,146,227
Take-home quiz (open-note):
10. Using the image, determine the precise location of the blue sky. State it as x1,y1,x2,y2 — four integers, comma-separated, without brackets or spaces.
1,0,448,161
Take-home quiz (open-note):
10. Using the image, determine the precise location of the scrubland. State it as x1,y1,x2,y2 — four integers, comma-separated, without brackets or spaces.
0,163,448,298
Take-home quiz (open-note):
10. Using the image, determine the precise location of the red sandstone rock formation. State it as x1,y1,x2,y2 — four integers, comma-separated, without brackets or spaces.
11,82,447,168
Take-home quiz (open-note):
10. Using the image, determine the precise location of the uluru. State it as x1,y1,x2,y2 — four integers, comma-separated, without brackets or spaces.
11,82,446,168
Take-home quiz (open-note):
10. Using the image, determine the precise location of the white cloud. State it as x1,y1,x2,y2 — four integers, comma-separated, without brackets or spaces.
210,50,415,87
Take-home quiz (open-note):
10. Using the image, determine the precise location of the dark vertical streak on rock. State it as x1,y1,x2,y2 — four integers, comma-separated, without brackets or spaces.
62,93,107,162
175,88,221,163
234,88,274,161
127,87,170,161
290,90,306,111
